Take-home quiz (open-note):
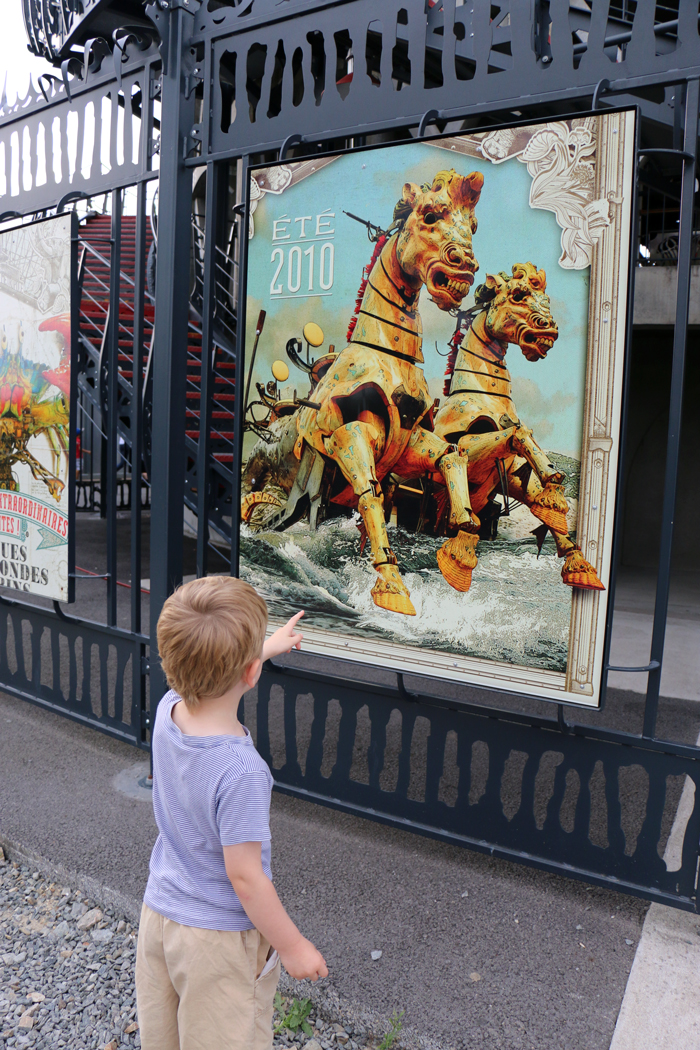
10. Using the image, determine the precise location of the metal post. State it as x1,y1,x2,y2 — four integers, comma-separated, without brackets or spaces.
131,181,147,633
106,189,122,627
196,161,222,578
643,77,699,738
148,4,198,707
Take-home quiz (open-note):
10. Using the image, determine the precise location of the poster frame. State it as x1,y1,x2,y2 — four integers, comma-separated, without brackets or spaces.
237,105,639,710
599,108,641,711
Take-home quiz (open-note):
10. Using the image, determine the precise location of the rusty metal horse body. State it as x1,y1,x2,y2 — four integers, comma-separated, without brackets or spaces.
432,263,604,590
253,169,488,615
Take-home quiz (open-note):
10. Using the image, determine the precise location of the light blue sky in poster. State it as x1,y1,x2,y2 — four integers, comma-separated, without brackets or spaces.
245,140,589,459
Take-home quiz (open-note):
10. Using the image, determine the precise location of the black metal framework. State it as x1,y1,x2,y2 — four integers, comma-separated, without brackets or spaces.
254,660,700,911
0,589,149,745
0,36,159,744
2,0,700,910
0,184,153,746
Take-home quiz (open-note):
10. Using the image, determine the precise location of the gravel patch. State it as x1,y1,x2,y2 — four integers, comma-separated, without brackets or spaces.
0,851,388,1050
0,852,140,1050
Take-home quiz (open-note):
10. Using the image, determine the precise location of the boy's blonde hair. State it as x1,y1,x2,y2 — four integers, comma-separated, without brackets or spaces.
157,576,268,708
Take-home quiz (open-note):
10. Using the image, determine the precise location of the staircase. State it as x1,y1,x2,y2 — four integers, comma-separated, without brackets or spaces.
76,211,237,541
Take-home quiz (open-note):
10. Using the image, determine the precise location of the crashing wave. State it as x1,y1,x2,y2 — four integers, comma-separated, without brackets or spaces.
240,518,570,672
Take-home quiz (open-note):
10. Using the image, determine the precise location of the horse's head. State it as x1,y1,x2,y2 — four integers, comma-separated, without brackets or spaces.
394,169,483,311
475,263,558,362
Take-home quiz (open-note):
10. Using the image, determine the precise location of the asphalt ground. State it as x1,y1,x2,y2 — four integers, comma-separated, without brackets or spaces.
0,687,676,1050
1,513,698,1048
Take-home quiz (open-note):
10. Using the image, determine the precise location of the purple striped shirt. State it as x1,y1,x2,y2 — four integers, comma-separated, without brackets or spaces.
144,690,273,930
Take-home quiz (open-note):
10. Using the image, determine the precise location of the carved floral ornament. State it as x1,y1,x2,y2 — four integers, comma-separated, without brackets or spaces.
250,119,615,270
248,163,293,237
474,119,614,270
248,158,336,238
434,118,616,270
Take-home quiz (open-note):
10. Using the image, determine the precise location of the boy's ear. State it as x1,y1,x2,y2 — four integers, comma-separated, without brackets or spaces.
243,657,262,690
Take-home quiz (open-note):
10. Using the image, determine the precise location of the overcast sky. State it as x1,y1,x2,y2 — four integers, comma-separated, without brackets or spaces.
0,10,156,217
1,6,54,106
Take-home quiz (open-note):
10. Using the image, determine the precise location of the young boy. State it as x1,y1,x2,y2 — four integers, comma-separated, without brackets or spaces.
135,576,328,1050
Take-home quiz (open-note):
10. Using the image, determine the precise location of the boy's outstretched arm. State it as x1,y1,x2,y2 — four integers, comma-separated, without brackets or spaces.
263,611,304,661
224,840,327,981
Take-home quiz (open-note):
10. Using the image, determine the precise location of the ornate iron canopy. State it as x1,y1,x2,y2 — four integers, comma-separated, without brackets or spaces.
22,0,153,62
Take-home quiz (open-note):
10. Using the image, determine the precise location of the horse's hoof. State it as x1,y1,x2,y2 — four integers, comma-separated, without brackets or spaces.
561,549,605,591
437,530,479,592
241,491,282,524
372,564,416,616
530,482,568,534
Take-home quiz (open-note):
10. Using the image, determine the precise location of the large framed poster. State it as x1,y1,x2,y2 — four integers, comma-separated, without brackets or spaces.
0,213,76,602
239,110,636,708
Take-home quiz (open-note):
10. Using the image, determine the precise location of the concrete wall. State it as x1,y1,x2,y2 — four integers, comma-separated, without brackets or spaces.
619,326,699,570
633,265,700,326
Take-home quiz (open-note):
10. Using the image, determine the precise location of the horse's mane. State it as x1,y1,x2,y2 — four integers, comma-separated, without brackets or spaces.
442,280,499,396
442,326,464,397
346,235,388,343
442,312,478,396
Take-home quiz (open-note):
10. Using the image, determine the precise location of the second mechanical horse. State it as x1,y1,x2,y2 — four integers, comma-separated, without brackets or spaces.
432,263,604,591
263,168,487,616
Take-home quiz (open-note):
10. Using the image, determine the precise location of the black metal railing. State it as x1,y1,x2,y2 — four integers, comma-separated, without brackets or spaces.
638,179,700,265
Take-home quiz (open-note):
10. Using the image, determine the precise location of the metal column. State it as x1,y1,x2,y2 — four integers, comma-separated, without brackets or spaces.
643,78,700,738
148,3,198,709
106,189,122,627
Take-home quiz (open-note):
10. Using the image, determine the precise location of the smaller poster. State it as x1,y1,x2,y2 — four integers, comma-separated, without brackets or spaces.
0,213,75,602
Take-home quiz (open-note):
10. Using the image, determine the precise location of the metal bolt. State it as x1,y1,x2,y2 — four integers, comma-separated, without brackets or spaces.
542,55,551,64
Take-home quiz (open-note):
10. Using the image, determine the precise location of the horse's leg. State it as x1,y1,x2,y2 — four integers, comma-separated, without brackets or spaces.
502,417,569,535
324,419,416,616
507,457,604,591
395,428,480,592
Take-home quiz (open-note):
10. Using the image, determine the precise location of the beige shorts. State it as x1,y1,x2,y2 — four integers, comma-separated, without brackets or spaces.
135,903,281,1050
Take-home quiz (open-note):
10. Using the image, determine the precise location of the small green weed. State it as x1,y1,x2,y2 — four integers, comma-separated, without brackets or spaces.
273,992,314,1037
378,1010,405,1050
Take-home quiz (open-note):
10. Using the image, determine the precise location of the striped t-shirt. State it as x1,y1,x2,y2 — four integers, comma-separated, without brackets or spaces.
144,689,274,930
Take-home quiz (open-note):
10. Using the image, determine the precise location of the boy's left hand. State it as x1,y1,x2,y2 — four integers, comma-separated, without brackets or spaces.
262,611,304,660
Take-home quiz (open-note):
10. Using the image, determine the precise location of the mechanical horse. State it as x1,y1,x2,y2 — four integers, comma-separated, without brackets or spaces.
248,168,487,616
431,263,604,590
